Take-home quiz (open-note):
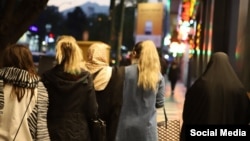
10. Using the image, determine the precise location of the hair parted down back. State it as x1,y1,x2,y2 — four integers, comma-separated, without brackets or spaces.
2,44,37,102
134,40,161,92
55,35,85,75
3,44,37,74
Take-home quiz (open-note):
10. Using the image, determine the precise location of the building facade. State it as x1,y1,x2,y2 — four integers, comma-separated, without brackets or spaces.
187,0,250,91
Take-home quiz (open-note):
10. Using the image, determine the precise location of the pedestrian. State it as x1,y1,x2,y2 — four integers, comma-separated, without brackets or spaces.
158,51,168,83
119,54,131,66
85,42,125,141
180,52,250,141
168,59,180,95
0,44,50,141
115,40,166,141
41,35,98,141
160,55,168,76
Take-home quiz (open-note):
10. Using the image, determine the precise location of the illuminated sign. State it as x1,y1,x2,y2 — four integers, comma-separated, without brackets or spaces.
135,3,164,47
181,1,191,21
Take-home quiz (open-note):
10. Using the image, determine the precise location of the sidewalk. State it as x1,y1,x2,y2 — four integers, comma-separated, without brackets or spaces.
157,81,186,126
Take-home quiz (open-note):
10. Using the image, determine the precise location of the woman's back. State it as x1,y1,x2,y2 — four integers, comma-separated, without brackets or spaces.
115,40,165,141
0,44,50,141
41,35,98,141
85,42,125,141
0,68,50,141
115,64,165,141
93,66,124,141
42,65,97,141
180,52,250,141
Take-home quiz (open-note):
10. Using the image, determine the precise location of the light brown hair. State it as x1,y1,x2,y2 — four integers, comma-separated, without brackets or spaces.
2,44,37,101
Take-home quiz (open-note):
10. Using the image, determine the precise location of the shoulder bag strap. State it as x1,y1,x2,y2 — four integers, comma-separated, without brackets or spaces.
163,106,168,128
13,95,33,141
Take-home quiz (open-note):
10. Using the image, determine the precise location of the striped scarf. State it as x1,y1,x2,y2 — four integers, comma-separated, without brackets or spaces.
0,67,40,88
0,67,50,140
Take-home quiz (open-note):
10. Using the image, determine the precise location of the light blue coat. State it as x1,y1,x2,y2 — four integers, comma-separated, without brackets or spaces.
115,64,165,141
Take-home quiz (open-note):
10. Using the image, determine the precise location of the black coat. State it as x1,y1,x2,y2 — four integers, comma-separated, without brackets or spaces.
94,66,125,141
180,52,250,140
168,63,180,81
42,65,98,141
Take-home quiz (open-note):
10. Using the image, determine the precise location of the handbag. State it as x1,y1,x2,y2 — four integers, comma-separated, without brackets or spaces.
157,106,181,141
90,118,106,141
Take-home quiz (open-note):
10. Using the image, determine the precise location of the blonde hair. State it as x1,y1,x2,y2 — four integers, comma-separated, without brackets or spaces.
133,40,161,92
55,35,85,74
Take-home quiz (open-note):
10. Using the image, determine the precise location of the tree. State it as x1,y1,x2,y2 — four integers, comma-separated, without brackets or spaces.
88,13,110,43
122,7,135,50
65,7,88,40
32,6,65,49
0,0,49,67
108,0,149,62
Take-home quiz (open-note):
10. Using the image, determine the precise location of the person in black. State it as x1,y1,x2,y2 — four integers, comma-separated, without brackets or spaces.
85,42,125,141
168,60,180,95
180,52,250,141
119,54,131,66
158,53,168,76
41,35,98,141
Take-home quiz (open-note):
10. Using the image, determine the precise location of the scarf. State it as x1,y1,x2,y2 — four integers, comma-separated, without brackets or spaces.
85,43,112,91
0,67,40,88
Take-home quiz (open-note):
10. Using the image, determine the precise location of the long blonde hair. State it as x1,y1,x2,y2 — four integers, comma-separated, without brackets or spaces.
133,40,161,92
55,35,85,74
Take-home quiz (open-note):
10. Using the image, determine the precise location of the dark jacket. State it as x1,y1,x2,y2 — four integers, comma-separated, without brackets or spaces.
180,52,250,141
160,57,168,75
94,66,125,141
42,65,98,141
168,62,180,81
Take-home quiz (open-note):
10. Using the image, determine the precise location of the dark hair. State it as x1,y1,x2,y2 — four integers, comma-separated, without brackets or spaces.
2,44,36,74
132,41,143,58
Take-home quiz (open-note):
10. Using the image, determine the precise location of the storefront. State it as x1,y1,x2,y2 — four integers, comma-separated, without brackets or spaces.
187,0,250,90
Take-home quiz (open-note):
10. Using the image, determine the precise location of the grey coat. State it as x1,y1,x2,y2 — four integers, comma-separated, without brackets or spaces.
115,64,165,141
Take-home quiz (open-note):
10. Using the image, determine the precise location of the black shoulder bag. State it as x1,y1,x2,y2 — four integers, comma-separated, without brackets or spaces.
90,117,106,141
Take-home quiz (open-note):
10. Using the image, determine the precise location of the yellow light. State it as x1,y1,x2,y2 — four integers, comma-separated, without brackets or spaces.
197,32,200,37
196,38,200,44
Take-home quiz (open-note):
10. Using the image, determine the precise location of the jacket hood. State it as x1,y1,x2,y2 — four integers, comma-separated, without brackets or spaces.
42,65,90,90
